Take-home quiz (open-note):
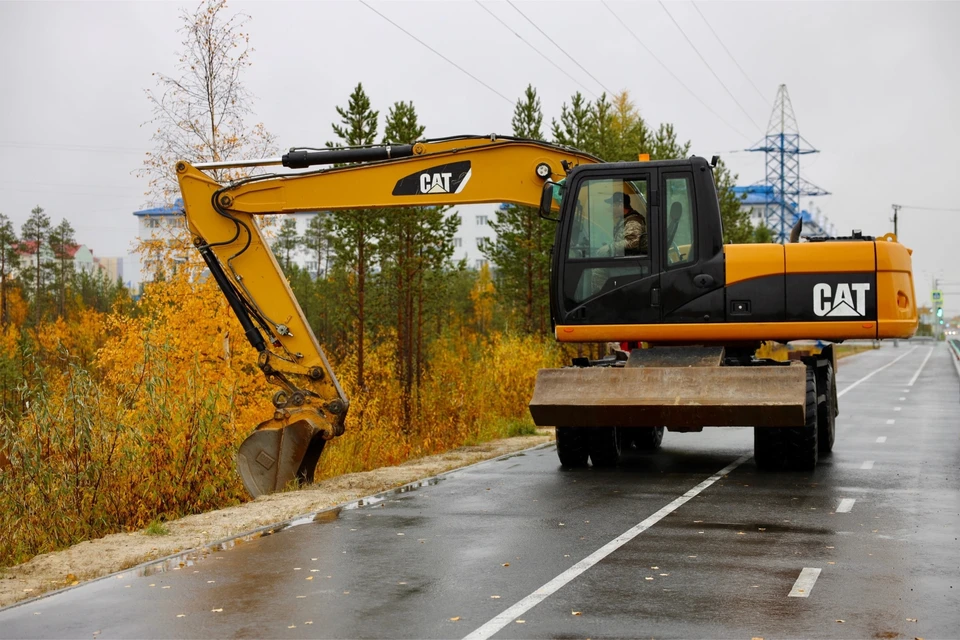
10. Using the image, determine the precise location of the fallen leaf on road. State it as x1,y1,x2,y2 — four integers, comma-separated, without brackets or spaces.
516,620,525,624
650,566,659,570
572,611,582,616
450,617,461,622
491,595,500,599
149,584,155,587
907,618,918,622
162,586,171,590
177,614,185,618
836,620,844,623
211,608,223,613
645,577,654,581
305,621,313,625
306,576,313,581
397,533,405,536
502,563,510,567
288,625,296,629
207,580,215,584
660,573,669,577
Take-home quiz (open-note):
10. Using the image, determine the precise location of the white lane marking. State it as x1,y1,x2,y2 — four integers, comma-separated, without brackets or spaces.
837,347,917,398
903,389,910,393
788,568,822,597
861,460,875,470
898,397,906,401
837,498,856,513
876,436,887,443
462,454,752,640
894,407,902,412
907,347,934,386
886,419,895,425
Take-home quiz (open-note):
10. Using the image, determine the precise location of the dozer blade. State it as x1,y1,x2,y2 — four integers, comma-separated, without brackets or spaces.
529,365,806,429
237,417,326,498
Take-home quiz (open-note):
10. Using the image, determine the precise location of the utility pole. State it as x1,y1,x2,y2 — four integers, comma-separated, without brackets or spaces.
891,204,901,236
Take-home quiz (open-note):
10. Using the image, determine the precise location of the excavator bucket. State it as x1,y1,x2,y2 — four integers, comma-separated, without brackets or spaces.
237,414,328,498
529,363,807,429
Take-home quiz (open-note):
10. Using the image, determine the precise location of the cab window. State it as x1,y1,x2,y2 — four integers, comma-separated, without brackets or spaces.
564,175,651,304
664,175,695,267
567,177,648,259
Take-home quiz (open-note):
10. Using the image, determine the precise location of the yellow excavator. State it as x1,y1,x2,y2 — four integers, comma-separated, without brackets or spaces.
174,135,917,498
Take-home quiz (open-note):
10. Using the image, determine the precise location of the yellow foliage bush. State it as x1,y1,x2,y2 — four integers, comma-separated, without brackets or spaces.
0,272,566,568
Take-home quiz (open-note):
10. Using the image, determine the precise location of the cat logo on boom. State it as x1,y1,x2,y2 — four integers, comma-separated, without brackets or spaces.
392,161,472,196
813,282,871,317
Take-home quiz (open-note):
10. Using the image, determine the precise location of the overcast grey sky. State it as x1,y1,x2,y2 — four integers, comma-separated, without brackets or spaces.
1,1,958,311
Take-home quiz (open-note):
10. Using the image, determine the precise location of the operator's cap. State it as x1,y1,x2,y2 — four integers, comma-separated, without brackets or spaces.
605,192,630,207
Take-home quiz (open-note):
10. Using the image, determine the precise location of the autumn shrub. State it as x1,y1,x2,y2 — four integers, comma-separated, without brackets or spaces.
0,270,570,568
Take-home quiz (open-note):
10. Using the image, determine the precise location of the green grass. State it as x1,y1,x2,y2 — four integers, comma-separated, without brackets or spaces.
144,520,170,536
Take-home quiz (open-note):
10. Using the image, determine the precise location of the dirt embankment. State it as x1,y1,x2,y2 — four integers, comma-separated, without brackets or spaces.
0,432,555,609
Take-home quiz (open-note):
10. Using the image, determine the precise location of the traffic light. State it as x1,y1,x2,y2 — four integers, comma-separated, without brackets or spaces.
937,307,944,318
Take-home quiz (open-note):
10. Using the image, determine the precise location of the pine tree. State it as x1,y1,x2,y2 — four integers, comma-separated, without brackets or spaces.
649,123,692,161
551,92,596,151
20,205,52,325
301,213,328,278
325,83,381,390
610,90,650,162
486,85,552,334
0,214,20,326
378,100,458,420
48,218,77,320
272,218,300,272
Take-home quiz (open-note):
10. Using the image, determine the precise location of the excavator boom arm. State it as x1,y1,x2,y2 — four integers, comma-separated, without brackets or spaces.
175,136,599,497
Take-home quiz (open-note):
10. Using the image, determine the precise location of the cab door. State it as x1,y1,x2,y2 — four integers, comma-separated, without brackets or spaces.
658,169,725,323
555,168,662,325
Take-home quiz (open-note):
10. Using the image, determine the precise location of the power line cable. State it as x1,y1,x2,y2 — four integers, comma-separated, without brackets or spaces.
474,0,598,99
690,1,770,107
658,1,763,134
601,1,751,142
357,0,513,105
895,205,960,213
505,0,615,97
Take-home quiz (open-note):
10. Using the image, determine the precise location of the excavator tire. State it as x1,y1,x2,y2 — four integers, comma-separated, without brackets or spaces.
754,366,819,471
556,427,589,468
623,426,664,451
816,362,836,454
588,427,621,468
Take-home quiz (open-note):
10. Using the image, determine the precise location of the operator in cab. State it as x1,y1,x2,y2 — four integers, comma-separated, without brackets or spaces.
606,191,648,256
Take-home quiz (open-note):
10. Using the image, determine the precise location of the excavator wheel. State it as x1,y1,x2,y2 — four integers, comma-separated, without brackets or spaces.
555,427,589,468
622,426,664,451
588,427,621,468
816,362,836,454
754,366,819,471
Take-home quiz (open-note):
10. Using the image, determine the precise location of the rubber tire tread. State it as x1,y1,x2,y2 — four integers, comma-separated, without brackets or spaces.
754,366,819,471
588,427,621,467
556,427,589,467
816,363,836,454
624,426,664,451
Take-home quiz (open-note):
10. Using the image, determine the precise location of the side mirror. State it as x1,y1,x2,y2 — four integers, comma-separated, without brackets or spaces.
539,181,561,222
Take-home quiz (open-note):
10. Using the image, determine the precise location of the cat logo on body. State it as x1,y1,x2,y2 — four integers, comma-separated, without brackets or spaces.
392,161,472,196
813,282,871,317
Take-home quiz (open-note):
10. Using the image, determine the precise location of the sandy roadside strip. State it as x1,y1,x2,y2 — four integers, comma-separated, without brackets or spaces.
1,432,556,609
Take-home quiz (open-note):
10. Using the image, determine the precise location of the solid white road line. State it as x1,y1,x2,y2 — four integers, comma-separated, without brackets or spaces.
876,436,887,443
837,347,917,398
788,568,822,597
861,460,875,470
837,498,856,513
894,407,902,412
462,454,753,640
886,419,895,425
907,347,934,386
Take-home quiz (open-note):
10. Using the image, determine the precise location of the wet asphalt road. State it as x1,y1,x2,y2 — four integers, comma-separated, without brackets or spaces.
2,342,958,639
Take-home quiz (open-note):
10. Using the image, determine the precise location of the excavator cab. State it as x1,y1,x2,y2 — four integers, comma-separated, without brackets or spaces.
547,157,726,328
